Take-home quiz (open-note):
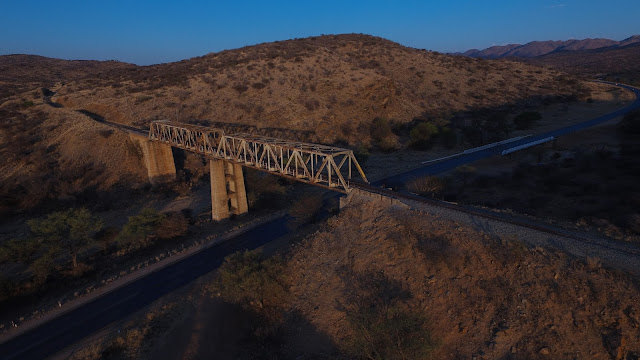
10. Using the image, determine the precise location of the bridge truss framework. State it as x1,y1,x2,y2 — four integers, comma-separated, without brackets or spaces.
148,120,368,193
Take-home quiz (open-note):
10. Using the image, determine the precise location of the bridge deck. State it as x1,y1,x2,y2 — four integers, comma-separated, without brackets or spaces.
148,120,368,192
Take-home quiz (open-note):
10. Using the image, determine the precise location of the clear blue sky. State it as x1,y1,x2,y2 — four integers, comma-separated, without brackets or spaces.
1,0,638,65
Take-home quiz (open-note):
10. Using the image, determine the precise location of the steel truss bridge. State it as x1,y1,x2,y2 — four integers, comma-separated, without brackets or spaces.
149,120,368,192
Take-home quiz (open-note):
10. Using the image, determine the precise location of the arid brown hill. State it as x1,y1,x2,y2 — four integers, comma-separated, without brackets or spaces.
462,35,640,59
73,196,640,359
50,34,589,144
0,34,601,213
526,42,640,86
0,54,135,102
286,197,640,359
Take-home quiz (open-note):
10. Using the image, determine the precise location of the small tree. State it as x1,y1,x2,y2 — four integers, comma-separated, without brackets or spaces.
156,212,189,240
213,249,288,315
409,122,439,150
354,144,370,164
370,118,398,152
28,208,103,269
407,176,446,198
0,274,15,302
29,253,56,286
341,270,435,360
0,237,41,264
117,208,166,251
244,168,287,208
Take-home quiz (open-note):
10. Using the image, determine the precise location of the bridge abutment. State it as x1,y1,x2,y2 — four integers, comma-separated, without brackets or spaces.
210,159,248,220
129,134,176,184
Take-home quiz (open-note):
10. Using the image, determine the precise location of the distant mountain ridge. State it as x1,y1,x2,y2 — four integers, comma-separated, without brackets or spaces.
462,35,640,59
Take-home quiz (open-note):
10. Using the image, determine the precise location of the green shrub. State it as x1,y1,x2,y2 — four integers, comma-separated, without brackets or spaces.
486,112,511,141
155,212,189,240
233,84,249,94
29,253,56,286
513,111,542,130
354,144,370,164
117,208,166,251
370,118,398,152
341,270,435,360
213,249,288,314
409,122,439,150
0,237,41,264
407,176,446,198
28,208,103,269
244,169,287,209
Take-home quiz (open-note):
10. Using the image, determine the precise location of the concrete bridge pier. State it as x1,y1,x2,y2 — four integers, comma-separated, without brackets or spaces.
129,134,176,184
210,159,248,220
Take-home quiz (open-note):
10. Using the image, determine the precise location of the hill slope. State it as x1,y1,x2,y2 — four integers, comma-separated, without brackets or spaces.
60,195,640,359
51,34,587,144
0,55,135,102
284,197,640,359
0,34,605,212
463,35,640,59
527,42,640,86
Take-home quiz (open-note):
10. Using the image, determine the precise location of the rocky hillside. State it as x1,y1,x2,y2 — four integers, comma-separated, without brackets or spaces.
0,55,134,102
71,196,640,359
49,34,590,144
462,35,640,59
0,34,605,213
284,197,640,359
527,42,640,86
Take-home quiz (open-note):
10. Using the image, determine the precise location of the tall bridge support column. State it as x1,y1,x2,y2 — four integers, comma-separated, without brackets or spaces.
129,134,176,184
210,160,230,221
226,162,249,215
210,159,248,221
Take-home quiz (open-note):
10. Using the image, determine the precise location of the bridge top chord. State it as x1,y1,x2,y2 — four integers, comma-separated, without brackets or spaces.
148,120,368,192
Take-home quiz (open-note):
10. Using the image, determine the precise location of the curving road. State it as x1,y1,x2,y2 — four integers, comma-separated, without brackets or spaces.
0,218,290,360
380,82,640,187
1,82,638,360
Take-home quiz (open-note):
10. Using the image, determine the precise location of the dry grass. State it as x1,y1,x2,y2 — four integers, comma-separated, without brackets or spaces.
68,196,640,359
527,43,640,86
48,34,585,146
67,301,186,360
0,34,603,214
286,198,640,359
0,101,148,213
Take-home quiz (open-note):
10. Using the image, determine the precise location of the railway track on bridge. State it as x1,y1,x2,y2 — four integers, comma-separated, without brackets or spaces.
70,97,640,259
67,87,640,259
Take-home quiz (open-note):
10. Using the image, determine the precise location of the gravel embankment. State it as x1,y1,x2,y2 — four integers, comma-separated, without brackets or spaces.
410,198,640,277
347,189,640,278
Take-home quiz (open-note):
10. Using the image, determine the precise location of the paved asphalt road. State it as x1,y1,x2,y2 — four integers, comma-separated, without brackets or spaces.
380,82,640,187
0,83,638,360
0,218,289,360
